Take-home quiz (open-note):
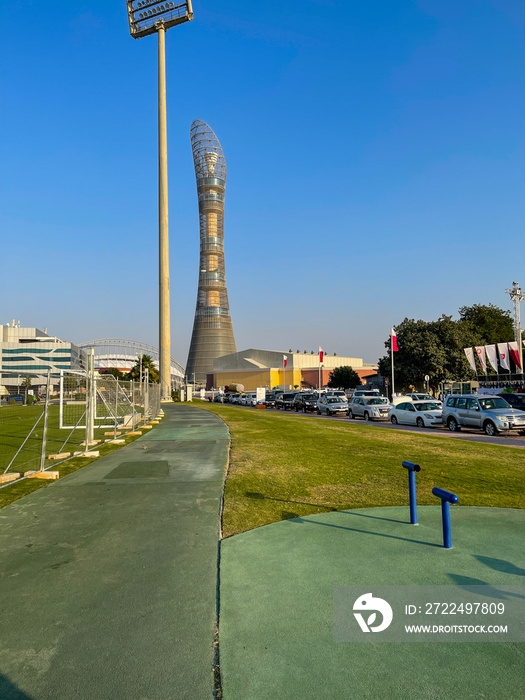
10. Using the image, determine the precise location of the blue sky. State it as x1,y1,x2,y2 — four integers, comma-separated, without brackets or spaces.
1,0,524,366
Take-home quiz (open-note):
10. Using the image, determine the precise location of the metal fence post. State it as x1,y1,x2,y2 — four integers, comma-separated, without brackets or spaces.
39,371,51,471
114,379,119,439
86,349,95,446
59,369,64,429
131,379,136,428
144,367,149,422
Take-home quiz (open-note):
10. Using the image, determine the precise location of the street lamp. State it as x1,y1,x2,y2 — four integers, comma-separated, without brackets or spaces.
126,1,194,400
505,281,524,376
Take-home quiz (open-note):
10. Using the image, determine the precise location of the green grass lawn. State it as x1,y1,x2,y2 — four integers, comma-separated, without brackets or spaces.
0,404,160,510
197,403,525,537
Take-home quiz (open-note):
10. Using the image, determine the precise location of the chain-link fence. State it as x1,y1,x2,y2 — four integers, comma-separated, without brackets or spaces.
0,367,161,482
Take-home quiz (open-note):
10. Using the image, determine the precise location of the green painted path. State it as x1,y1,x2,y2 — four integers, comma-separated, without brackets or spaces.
0,405,228,700
219,506,525,700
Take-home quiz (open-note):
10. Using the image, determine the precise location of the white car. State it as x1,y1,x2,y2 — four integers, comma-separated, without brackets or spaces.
405,393,442,406
389,400,442,428
316,396,348,416
242,392,257,406
324,390,348,402
347,395,392,421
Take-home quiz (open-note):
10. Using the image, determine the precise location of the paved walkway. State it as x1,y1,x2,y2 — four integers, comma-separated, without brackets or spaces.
0,405,228,700
219,506,525,700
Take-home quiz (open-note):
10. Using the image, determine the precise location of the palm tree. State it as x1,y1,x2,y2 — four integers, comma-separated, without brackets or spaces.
22,375,32,405
128,355,159,383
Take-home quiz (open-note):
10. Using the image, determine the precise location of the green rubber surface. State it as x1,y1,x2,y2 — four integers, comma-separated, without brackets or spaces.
0,405,228,700
219,506,525,700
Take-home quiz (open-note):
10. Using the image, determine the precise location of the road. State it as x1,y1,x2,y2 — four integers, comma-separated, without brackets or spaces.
262,405,525,448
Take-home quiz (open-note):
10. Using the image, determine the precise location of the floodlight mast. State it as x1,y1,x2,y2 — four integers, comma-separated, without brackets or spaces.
126,1,194,400
505,281,524,375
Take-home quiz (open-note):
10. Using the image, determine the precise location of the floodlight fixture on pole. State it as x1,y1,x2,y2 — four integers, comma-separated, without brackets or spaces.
505,281,524,375
126,1,194,400
127,1,194,38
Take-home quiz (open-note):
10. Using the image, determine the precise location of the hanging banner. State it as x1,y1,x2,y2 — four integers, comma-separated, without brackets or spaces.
475,346,487,373
464,347,476,372
497,342,510,371
319,346,324,363
508,341,522,370
485,345,499,373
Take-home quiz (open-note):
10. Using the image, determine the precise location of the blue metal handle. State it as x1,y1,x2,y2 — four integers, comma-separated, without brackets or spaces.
432,487,459,548
402,460,421,472
432,487,458,504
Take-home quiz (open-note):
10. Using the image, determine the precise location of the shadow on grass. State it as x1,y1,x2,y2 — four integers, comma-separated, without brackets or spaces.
245,491,407,523
447,574,525,600
473,555,525,577
245,491,336,512
0,674,34,699
338,510,407,524
287,515,442,548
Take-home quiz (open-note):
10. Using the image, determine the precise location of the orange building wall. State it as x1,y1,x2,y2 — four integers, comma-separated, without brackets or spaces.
301,367,377,389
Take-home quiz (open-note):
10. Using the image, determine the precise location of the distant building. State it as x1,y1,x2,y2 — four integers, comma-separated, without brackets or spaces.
207,348,377,391
76,338,184,386
0,321,86,392
185,120,237,386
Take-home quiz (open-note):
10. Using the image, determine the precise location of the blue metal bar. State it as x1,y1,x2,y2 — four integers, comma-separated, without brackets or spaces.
402,461,421,525
432,487,459,549
441,500,452,548
408,470,417,524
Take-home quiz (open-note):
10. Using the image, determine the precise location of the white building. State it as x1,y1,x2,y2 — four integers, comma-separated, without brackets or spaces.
0,321,86,392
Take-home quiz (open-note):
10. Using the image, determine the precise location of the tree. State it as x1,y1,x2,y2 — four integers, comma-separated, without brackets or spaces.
22,375,32,405
99,367,124,380
458,304,514,345
378,317,475,394
127,355,159,383
377,303,514,392
327,366,362,390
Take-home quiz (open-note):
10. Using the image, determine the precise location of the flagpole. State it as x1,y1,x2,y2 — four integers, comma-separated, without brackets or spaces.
391,340,395,400
318,346,323,392
283,356,286,392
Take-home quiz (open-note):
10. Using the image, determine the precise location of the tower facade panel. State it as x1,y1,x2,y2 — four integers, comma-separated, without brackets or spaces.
185,120,236,384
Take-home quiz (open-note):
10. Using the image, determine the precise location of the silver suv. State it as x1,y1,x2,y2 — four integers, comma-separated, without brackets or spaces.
347,395,392,421
442,394,525,436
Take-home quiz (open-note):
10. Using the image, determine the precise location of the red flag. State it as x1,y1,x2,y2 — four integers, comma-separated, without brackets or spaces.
283,355,287,368
319,346,324,363
391,329,398,352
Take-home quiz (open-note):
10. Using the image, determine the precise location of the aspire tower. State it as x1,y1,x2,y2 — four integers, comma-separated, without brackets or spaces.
185,120,236,385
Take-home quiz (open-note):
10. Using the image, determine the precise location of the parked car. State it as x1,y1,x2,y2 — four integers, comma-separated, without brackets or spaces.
213,394,224,403
264,392,276,408
293,392,318,413
275,392,299,410
324,390,348,402
442,394,525,436
242,392,257,406
316,395,348,416
498,393,525,411
347,395,392,421
405,393,442,406
389,400,442,428
352,388,381,397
